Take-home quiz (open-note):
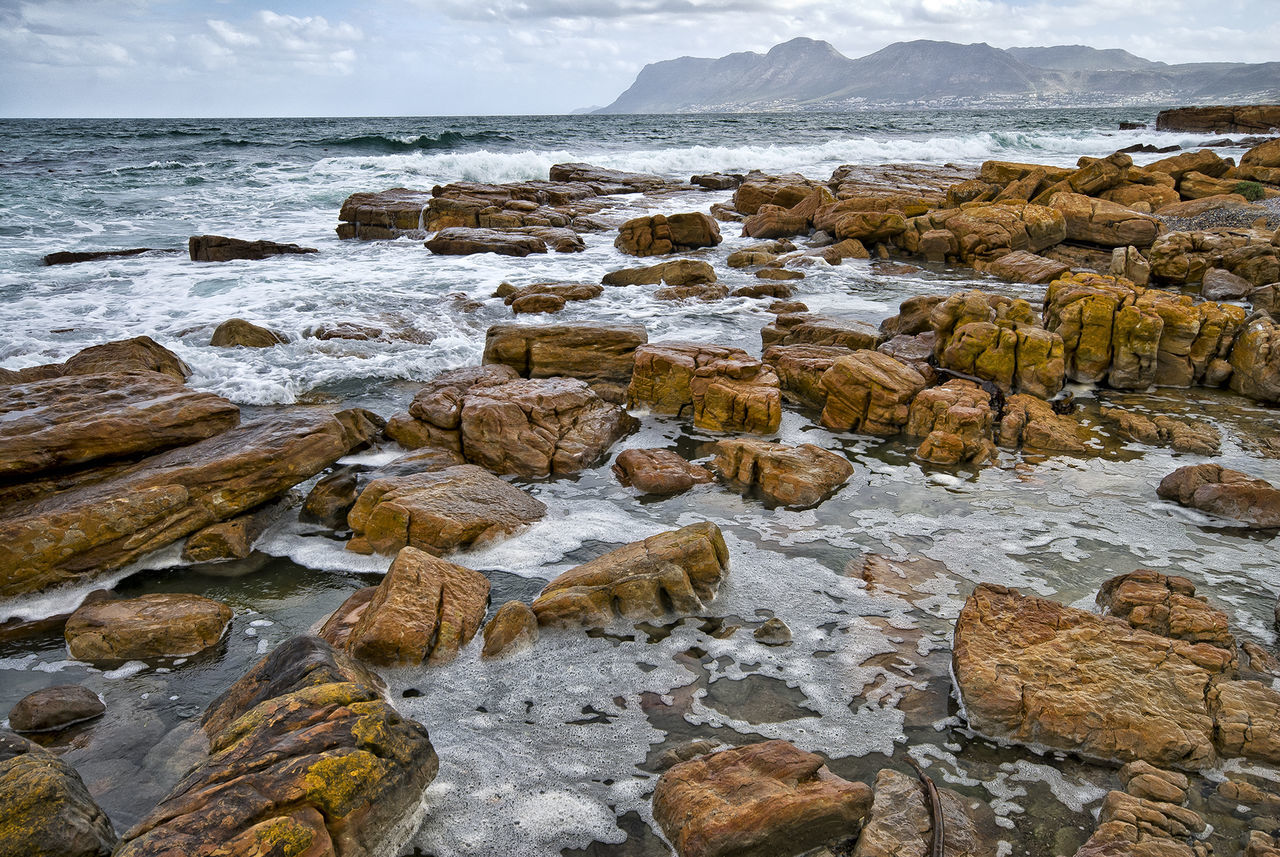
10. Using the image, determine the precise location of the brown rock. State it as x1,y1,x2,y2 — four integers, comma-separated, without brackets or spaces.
732,281,793,299
852,767,994,857
1049,192,1162,248
615,212,722,256
1098,406,1220,455
712,439,853,508
1097,570,1235,651
613,449,713,496
819,351,927,436
998,394,1090,452
1145,148,1232,180
1230,315,1280,403
0,732,117,857
653,740,872,857
690,358,782,434
65,593,232,662
628,343,751,417
532,522,728,627
209,318,287,348
733,174,823,215
1119,762,1187,805
483,322,648,389
905,380,998,465
1109,245,1151,287
656,282,730,302
763,344,852,410
1210,679,1280,763
880,296,945,338
753,267,804,282
182,515,256,563
984,250,1071,284
481,600,539,658
0,336,190,386
1157,462,1280,527
188,234,316,262
603,259,717,286
8,686,105,733
761,314,881,351
425,226,548,257
345,464,546,556
742,204,811,240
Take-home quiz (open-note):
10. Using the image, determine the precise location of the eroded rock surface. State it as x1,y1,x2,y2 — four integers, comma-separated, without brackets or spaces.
64,593,233,662
613,449,713,496
1157,463,1280,528
852,767,993,857
711,439,852,508
0,731,116,857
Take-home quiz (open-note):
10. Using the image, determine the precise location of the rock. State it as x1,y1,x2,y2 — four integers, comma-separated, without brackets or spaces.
753,618,791,646
43,247,170,266
1119,761,1188,805
615,212,722,256
209,318,288,348
652,739,872,857
762,344,852,410
188,235,317,262
425,226,549,257
905,380,998,465
64,593,233,662
395,364,522,450
182,514,257,563
531,522,728,627
548,162,672,191
324,547,489,666
820,238,871,263
1248,832,1280,857
1146,148,1233,179
690,358,782,434
733,174,824,215
1101,182,1181,212
1098,407,1220,455
613,449,713,496
345,464,546,555
1230,315,1280,403
1157,462,1280,528
898,202,1066,264
918,228,959,262
998,394,1089,452
953,584,1233,768
1210,679,1280,763
460,377,635,478
501,282,601,314
880,296,945,338
929,289,1065,397
0,371,239,481
0,731,116,857
0,409,375,597
1156,194,1264,219
0,336,190,385
742,204,811,240
603,259,716,286
731,281,793,299
819,351,927,436
762,314,881,353
656,282,730,302
1242,136,1280,169
692,173,744,190
1110,245,1151,287
1097,789,1206,838
1097,570,1236,651
1049,193,1162,248
8,686,105,733
753,268,804,282
984,250,1071,284
852,767,994,857
629,343,752,417
712,439,853,509
483,322,648,390
116,635,437,857
481,600,539,658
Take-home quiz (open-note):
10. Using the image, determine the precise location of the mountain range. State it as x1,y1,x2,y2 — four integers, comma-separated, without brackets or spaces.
595,38,1280,113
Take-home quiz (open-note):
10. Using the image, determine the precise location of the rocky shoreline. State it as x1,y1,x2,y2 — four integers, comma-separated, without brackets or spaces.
3,118,1280,856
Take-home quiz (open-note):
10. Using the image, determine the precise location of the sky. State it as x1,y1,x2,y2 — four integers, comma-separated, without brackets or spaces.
0,0,1276,117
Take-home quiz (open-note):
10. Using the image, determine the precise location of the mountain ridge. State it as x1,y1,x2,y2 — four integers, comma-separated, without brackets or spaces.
596,38,1280,113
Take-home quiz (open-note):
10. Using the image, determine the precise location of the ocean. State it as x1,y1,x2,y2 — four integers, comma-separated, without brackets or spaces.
1,109,1277,856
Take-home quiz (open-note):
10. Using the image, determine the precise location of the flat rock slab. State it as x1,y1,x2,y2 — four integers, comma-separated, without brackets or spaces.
0,336,189,387
533,522,728,627
8,685,105,733
484,322,648,388
425,226,547,257
953,583,1233,769
116,636,438,857
653,739,872,857
712,439,852,508
0,731,117,857
346,464,546,556
0,371,239,481
65,593,233,662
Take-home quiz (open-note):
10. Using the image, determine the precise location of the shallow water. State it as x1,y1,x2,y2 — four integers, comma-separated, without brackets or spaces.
1,110,1278,855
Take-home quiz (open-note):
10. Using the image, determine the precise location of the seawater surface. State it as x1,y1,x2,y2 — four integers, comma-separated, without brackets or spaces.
1,110,1278,856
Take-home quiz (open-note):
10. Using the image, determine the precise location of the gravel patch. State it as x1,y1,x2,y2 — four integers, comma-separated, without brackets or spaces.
1159,196,1280,233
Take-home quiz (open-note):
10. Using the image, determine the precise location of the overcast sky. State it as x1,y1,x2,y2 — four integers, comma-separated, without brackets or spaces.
0,0,1275,117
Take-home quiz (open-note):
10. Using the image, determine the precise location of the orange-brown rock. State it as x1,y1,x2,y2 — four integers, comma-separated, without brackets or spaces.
425,226,549,257
189,234,316,262
1145,148,1233,180
905,380,998,465
690,358,782,434
761,313,881,351
732,174,823,215
481,600,538,658
1049,192,1162,248
712,439,853,508
64,593,232,662
324,546,489,666
0,336,191,386
483,322,647,390
612,449,713,496
983,250,1070,285
852,767,995,857
880,295,946,338
953,584,1232,768
1097,570,1236,651
393,364,521,452
930,289,1065,398
532,522,727,627
1157,463,1280,528
652,739,872,857
1229,315,1280,403
603,259,716,286
898,202,1066,264
1210,680,1280,763
819,351,927,436
1098,406,1220,455
628,343,751,417
997,394,1090,453
615,212,722,256
762,344,853,410
656,282,730,302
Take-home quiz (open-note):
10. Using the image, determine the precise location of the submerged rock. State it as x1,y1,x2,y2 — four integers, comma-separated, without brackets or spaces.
0,731,116,857
209,318,288,348
712,439,853,509
612,448,713,496
8,686,105,733
481,600,539,659
1157,462,1280,528
1098,406,1220,455
652,739,872,857
64,593,233,662
188,234,317,262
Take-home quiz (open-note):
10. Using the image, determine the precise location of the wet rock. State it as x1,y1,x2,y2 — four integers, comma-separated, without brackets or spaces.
733,174,824,215
1201,267,1254,301
853,553,970,608
1119,761,1188,805
953,583,1233,768
742,204,811,240
1210,679,1280,763
209,318,288,348
762,315,881,356
819,350,927,436
425,226,548,257
301,448,467,530
481,600,539,658
984,249,1071,284
1229,315,1280,403
1092,789,1206,846
712,439,852,509
182,514,257,562
690,357,782,434
0,731,116,856
762,344,852,411
652,739,872,857
629,343,752,417
930,289,1065,398
0,337,191,386
880,296,945,338
532,522,728,627
117,635,437,857
483,322,648,391
853,767,994,857
461,377,635,478
8,686,105,733
65,593,233,662
657,281,731,302
731,281,793,299
603,259,716,286
727,242,791,268
345,464,546,555
188,234,317,262
499,281,601,313
753,618,792,646
0,371,239,481
324,547,489,666
613,449,713,496
1243,640,1280,677
753,268,804,282
387,364,522,451
1097,570,1236,652
905,380,998,466
1157,462,1280,528
998,393,1090,452
1048,192,1162,248
615,212,722,256
43,247,169,266
1248,832,1280,857
897,202,1066,264
692,173,744,190
0,408,375,597
1098,406,1220,455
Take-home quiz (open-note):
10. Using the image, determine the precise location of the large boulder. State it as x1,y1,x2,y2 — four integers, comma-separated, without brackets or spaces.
852,767,993,857
460,377,635,478
64,593,233,662
612,449,713,496
425,226,548,257
732,174,823,215
1048,192,1161,248
345,464,546,556
0,409,376,597
322,547,489,666
602,259,716,287
1157,463,1280,528
209,318,287,348
615,212,722,256
652,740,872,857
897,202,1066,264
531,522,728,627
905,380,998,465
188,235,316,262
628,343,751,417
115,636,438,857
930,289,1065,397
983,250,1070,285
1097,570,1236,652
762,344,853,410
0,336,189,386
690,358,782,435
0,731,116,857
1230,315,1280,403
385,364,521,451
1211,680,1280,764
482,322,648,391
761,314,881,351
953,584,1233,768
819,351,927,436
8,685,105,733
712,439,853,508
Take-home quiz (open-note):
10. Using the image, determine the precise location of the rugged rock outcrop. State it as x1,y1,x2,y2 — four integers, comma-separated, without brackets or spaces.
930,289,1065,397
711,439,853,508
762,344,852,411
615,212,722,256
905,380,998,465
1155,105,1280,134
425,227,549,257
689,357,782,434
189,235,317,262
482,322,648,392
1230,315,1280,403
983,249,1070,284
897,202,1066,264
997,394,1091,453
481,600,539,659
1157,463,1280,528
385,365,521,451
1098,406,1220,455
1048,192,1162,248
819,351,927,436
613,449,713,496
0,731,116,857
652,740,872,857
1097,570,1236,652
64,593,233,662
761,314,881,351
115,635,438,857
628,343,751,417
0,336,190,386
531,522,728,627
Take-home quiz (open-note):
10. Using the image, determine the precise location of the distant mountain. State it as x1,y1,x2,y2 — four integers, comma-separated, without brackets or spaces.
596,38,1280,113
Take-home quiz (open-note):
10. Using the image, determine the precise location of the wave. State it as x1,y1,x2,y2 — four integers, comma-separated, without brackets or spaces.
311,131,520,154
